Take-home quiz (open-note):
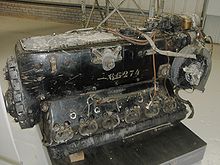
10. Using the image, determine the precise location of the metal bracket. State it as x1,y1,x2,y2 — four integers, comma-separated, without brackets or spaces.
91,45,122,71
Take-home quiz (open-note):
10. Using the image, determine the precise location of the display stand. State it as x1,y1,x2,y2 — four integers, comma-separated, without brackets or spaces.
49,123,206,165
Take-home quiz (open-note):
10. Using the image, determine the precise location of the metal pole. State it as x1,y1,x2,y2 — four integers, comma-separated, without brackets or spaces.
158,0,164,16
105,0,110,26
149,0,156,18
109,0,131,28
96,0,126,28
85,1,96,28
95,0,105,21
131,0,146,17
157,0,160,15
81,0,86,28
201,0,209,29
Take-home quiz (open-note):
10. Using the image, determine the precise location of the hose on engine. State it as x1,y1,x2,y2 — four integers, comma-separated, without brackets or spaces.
104,27,196,59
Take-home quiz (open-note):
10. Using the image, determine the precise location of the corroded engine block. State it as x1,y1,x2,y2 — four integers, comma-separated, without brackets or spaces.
4,14,212,159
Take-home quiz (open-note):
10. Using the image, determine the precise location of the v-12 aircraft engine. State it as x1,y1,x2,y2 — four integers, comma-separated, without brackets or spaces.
4,14,212,159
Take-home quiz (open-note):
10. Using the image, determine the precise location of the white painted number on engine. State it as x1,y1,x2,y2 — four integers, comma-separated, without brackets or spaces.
108,69,140,81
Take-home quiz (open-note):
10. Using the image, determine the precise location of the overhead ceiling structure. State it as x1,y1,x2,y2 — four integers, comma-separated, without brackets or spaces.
80,0,146,28
79,0,205,28
25,0,205,16
16,0,205,29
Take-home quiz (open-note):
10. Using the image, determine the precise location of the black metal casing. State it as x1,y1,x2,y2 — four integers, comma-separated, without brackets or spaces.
4,15,212,159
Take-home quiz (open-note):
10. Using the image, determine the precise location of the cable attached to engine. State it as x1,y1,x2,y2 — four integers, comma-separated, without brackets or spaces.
174,88,194,119
103,27,196,59
196,28,214,55
152,32,157,99
103,27,198,115
103,28,149,45
135,29,196,59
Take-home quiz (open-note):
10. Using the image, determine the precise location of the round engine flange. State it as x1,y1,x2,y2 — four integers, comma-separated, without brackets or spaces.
79,119,98,136
144,100,160,118
102,112,120,130
124,106,141,124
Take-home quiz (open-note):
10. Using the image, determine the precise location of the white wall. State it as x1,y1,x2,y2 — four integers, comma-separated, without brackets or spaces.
204,0,220,43
206,0,220,16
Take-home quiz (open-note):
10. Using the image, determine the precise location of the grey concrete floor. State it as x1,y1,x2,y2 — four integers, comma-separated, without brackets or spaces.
0,16,219,165
0,16,77,165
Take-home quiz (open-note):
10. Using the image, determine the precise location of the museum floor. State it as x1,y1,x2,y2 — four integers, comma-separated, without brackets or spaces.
0,16,219,165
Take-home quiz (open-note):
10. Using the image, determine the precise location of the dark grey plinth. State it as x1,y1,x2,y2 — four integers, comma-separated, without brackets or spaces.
49,123,206,165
